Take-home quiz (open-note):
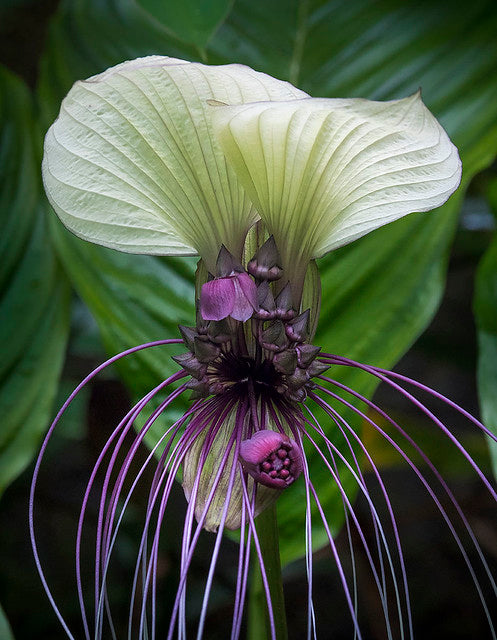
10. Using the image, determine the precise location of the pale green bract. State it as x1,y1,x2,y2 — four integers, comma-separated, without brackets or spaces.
42,56,306,273
42,56,461,280
211,94,462,287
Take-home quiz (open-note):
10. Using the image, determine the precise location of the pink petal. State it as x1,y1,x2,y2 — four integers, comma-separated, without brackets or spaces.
200,278,235,321
231,273,257,321
236,272,258,308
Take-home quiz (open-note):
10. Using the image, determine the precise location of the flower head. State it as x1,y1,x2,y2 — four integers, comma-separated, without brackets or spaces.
31,56,497,640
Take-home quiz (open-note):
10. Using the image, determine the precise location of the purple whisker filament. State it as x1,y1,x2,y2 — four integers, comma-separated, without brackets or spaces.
29,341,497,639
30,246,497,639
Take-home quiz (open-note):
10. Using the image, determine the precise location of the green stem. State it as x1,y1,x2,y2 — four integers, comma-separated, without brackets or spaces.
247,504,288,640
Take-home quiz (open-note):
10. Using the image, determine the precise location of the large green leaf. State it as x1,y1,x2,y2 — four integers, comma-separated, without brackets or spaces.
474,209,497,476
36,0,497,564
134,0,234,49
0,602,14,640
49,218,195,398
0,67,70,494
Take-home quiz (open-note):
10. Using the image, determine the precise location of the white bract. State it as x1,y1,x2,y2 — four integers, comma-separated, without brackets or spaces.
43,56,461,284
211,94,461,286
42,56,306,272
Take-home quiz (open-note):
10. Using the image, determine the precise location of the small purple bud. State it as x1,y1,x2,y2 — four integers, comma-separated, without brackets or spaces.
274,282,296,320
286,309,310,342
273,349,298,374
247,236,283,281
194,336,220,363
207,319,232,344
286,366,309,389
178,325,198,351
260,320,288,352
239,430,303,489
185,378,210,399
215,245,243,277
308,360,330,377
172,352,207,379
296,343,322,368
257,281,276,313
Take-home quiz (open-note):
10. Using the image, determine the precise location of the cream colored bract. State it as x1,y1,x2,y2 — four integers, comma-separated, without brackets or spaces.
43,56,461,285
42,56,306,272
211,93,461,287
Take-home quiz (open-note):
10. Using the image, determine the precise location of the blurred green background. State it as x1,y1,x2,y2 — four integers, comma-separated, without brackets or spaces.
1,0,497,637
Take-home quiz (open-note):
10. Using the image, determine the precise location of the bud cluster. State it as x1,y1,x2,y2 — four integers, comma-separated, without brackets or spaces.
173,238,328,402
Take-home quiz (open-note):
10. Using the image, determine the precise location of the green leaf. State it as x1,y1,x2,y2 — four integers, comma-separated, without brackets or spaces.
0,602,14,640
49,218,194,396
134,0,233,49
0,66,70,495
36,0,497,565
37,0,198,126
474,226,497,476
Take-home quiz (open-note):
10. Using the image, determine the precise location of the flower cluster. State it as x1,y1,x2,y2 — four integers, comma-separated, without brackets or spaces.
30,56,497,640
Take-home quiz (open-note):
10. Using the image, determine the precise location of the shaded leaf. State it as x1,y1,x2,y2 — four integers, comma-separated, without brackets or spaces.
0,66,70,494
134,0,233,49
0,602,14,640
474,228,497,476
49,218,194,400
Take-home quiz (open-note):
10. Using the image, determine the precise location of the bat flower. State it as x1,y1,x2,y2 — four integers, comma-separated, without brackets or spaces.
31,56,497,640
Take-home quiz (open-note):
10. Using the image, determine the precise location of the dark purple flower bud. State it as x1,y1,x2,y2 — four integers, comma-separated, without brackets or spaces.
286,366,309,389
178,325,198,351
193,336,220,363
273,348,298,374
296,343,321,368
200,272,257,322
172,352,207,379
215,244,244,277
247,236,283,281
274,282,296,320
207,319,232,344
307,359,330,377
286,309,310,342
185,377,210,399
239,430,303,489
257,281,276,312
260,320,288,352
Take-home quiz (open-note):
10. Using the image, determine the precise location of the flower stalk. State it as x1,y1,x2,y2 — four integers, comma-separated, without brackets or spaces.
249,503,288,640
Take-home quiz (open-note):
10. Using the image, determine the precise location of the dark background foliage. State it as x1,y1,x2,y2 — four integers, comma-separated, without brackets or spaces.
1,0,496,638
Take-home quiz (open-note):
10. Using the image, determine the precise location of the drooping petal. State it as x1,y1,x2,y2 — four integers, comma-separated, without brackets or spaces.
42,56,306,270
230,273,257,321
200,277,236,321
211,93,461,281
